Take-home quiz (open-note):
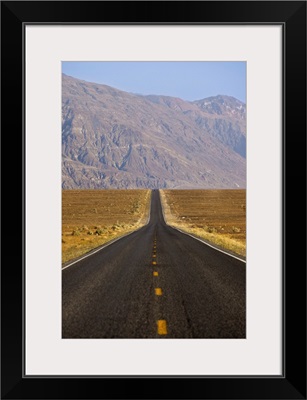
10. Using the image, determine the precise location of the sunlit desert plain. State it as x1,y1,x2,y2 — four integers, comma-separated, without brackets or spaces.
62,189,151,263
160,189,246,257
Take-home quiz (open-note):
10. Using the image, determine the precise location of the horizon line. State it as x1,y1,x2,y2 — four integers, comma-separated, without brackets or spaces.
62,72,246,105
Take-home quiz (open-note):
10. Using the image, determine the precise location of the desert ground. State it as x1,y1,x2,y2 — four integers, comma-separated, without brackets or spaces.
160,189,246,257
62,189,151,264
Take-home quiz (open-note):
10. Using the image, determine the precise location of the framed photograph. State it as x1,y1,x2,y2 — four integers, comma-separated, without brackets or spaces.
1,1,306,399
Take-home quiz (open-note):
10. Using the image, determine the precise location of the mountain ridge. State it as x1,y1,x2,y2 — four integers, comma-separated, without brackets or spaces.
62,74,246,189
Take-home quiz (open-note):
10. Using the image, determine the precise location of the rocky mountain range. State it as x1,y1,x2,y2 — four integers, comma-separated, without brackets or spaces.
62,73,246,189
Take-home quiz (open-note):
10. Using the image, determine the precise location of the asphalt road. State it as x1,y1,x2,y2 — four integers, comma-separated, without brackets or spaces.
62,190,246,338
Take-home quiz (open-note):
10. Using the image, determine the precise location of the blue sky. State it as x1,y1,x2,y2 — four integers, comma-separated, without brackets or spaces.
62,61,246,103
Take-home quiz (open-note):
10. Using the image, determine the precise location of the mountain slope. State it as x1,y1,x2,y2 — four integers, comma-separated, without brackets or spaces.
62,74,246,189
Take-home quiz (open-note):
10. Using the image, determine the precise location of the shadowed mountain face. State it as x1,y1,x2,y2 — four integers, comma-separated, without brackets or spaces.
62,74,246,189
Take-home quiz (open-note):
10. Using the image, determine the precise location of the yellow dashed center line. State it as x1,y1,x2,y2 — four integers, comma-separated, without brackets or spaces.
151,237,167,335
157,320,167,335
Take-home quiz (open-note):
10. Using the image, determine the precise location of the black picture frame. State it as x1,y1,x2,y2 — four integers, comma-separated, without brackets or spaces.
1,1,306,399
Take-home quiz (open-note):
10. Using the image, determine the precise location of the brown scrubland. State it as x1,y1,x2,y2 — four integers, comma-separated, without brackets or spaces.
62,189,151,264
160,189,246,258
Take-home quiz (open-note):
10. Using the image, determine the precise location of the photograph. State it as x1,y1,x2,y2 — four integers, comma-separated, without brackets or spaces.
61,61,246,339
2,0,306,398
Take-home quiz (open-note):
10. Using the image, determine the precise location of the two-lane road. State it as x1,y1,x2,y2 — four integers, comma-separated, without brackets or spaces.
62,190,245,338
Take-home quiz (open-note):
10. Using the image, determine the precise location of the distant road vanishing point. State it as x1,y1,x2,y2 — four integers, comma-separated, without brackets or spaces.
62,190,246,338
